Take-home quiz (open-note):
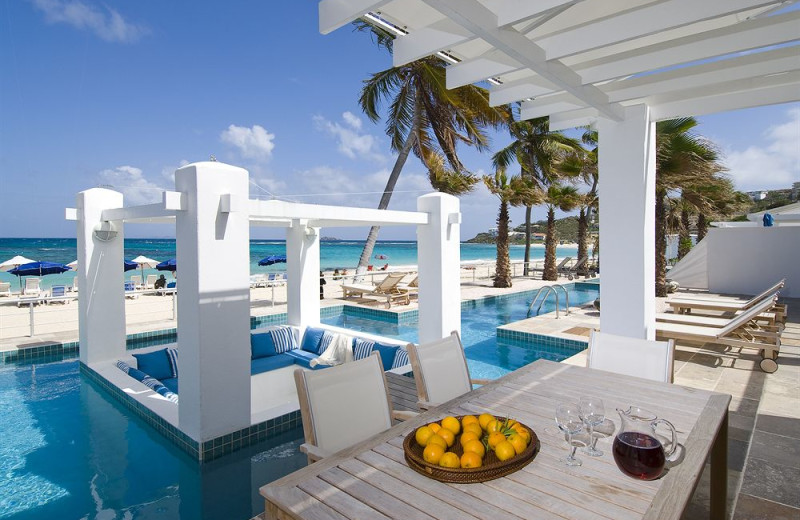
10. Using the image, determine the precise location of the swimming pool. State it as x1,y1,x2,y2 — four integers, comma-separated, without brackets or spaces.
0,283,597,519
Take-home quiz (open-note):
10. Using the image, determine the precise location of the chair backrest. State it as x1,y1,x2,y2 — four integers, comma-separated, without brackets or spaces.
742,279,785,309
145,275,157,288
130,275,142,285
557,257,572,269
294,353,393,455
405,275,419,288
407,331,472,405
0,282,10,295
375,273,405,293
51,285,66,298
72,277,78,290
718,294,778,337
587,330,675,383
124,281,136,292
25,278,41,294
572,256,588,270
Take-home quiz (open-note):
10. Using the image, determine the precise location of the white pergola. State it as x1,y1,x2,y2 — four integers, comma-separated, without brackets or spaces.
321,0,800,339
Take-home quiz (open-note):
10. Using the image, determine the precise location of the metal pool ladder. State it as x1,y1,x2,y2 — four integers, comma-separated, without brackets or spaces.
527,284,570,318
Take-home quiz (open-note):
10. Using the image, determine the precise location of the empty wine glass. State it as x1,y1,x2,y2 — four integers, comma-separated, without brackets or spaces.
579,396,605,457
555,403,585,466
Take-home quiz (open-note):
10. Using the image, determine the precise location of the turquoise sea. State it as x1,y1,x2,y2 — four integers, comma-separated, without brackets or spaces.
0,238,577,291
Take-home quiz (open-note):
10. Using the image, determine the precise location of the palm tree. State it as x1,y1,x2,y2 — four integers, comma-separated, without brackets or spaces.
558,129,597,274
542,184,580,281
493,116,582,276
354,22,509,270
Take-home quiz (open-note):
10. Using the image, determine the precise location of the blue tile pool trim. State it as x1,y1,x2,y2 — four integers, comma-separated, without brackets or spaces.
80,362,303,462
496,327,588,354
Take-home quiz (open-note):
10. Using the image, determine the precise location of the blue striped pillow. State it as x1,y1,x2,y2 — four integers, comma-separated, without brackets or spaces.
116,360,131,374
167,348,179,377
269,326,296,354
391,347,410,369
353,338,375,360
317,331,335,354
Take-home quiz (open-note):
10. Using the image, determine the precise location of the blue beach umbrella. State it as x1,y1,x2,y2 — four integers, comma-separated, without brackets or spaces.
258,255,287,266
9,261,71,277
124,259,138,271
156,258,177,272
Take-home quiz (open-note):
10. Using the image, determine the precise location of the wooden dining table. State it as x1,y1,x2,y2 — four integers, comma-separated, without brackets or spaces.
260,359,730,520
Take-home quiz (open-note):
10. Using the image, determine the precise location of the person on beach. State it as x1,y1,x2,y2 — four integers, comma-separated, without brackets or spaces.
319,271,326,300
333,269,341,280
154,274,167,290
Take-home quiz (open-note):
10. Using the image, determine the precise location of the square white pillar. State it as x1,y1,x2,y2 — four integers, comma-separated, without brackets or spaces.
77,188,126,365
175,162,252,442
417,193,461,344
286,220,321,327
598,104,656,339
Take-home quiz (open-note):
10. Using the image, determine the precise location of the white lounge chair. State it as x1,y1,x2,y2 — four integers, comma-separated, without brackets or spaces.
587,330,675,383
23,277,41,296
0,282,10,297
342,272,409,308
47,285,69,304
124,281,140,299
294,353,416,463
144,274,157,290
130,275,142,290
406,331,492,410
656,306,783,331
666,279,786,322
656,295,783,373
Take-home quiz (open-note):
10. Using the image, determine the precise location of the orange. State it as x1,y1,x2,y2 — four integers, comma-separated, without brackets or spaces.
495,440,516,461
415,426,434,447
512,425,531,443
478,413,495,430
439,452,460,468
427,434,447,450
423,444,445,464
487,432,506,450
460,451,482,468
486,419,504,434
463,439,486,459
437,429,456,448
463,423,483,437
459,431,480,448
462,415,479,428
428,423,442,434
505,419,518,429
507,434,527,455
441,416,461,436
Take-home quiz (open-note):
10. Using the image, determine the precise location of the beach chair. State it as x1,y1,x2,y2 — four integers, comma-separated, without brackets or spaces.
294,353,416,463
529,257,571,278
656,295,783,373
47,285,69,304
656,306,783,331
0,282,10,297
666,279,786,322
130,275,142,290
406,331,492,410
587,330,675,383
341,272,409,308
23,277,42,296
71,277,78,292
124,281,140,299
144,274,157,290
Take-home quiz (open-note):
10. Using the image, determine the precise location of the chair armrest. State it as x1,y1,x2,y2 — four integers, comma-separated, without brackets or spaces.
470,378,492,386
392,410,418,422
417,400,439,411
299,443,331,463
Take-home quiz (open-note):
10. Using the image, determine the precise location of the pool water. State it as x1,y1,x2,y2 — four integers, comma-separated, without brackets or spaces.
0,283,597,519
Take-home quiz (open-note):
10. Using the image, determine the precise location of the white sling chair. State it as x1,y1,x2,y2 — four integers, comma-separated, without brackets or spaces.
587,330,675,383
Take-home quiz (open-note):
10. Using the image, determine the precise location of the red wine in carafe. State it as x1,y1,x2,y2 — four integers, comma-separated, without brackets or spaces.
612,432,665,480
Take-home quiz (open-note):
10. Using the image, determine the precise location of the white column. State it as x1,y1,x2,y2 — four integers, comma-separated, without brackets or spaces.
175,162,251,442
598,104,656,339
77,188,126,365
417,193,461,344
286,220,321,327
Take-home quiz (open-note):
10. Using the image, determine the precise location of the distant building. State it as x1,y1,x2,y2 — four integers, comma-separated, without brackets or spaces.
746,190,768,201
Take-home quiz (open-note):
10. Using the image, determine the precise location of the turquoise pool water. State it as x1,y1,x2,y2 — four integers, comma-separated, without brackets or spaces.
0,283,598,519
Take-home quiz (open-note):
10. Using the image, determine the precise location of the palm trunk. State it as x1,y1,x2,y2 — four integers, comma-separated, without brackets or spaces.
357,115,419,270
697,213,708,242
678,208,691,259
523,206,532,276
655,188,667,297
577,207,587,276
494,200,512,288
543,207,557,281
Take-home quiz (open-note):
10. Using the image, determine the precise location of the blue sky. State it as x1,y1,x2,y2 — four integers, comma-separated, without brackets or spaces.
1,1,798,240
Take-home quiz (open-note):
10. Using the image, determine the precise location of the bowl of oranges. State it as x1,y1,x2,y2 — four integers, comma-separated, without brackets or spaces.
403,413,539,483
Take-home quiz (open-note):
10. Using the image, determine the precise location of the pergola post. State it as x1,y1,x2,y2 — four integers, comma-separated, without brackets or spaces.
286,220,321,327
417,193,461,343
175,162,251,442
77,188,126,365
598,104,657,339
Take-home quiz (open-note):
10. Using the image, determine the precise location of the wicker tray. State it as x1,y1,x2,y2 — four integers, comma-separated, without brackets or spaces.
403,416,540,483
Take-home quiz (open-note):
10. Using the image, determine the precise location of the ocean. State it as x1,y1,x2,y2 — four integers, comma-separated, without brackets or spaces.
0,238,578,291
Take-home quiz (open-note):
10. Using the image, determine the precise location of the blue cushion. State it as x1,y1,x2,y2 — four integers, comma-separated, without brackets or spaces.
250,354,294,375
167,348,179,377
161,377,179,393
126,366,149,382
301,327,325,353
353,338,375,360
251,332,277,359
133,348,173,380
392,347,410,369
284,349,329,370
270,326,296,354
317,331,335,355
372,343,399,371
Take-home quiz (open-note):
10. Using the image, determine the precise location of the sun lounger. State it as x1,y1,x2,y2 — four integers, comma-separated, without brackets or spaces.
130,275,142,290
528,257,571,278
144,274,157,290
656,307,783,331
47,285,70,304
0,282,10,297
656,295,783,373
560,256,588,280
124,281,140,299
666,279,786,322
342,272,408,308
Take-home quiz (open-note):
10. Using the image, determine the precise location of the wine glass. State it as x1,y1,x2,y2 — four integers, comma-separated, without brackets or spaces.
555,403,585,466
579,396,605,457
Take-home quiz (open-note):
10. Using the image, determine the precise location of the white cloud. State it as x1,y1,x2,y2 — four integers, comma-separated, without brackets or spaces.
313,112,385,162
160,160,190,185
30,0,148,43
97,166,164,206
220,124,276,161
722,107,800,191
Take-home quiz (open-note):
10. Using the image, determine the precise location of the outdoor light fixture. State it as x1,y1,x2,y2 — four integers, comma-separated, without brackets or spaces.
363,12,407,36
487,77,504,86
93,221,119,242
436,51,460,64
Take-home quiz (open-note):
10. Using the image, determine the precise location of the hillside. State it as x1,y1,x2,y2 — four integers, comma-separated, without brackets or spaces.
466,216,580,244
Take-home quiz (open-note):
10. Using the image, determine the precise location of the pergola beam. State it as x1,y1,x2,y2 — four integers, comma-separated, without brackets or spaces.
489,75,555,106
319,0,390,35
445,49,521,89
249,199,428,226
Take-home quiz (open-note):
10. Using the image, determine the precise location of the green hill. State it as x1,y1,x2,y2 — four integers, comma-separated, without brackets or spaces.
466,216,580,244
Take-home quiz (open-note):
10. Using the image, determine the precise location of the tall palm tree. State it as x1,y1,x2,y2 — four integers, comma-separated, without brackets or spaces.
354,22,509,270
558,128,597,274
493,116,582,276
542,184,580,281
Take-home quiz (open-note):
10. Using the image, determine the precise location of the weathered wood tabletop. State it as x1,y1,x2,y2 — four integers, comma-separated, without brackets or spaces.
260,359,730,520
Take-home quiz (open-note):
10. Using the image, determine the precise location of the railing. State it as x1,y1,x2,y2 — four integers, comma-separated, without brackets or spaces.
527,284,571,319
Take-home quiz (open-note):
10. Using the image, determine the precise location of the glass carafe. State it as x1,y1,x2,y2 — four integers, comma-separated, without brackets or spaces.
612,406,677,480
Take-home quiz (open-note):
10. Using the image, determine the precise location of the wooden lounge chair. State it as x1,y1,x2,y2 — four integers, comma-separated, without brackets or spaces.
656,306,783,331
561,256,588,280
341,272,409,308
666,279,786,322
656,296,783,373
294,353,416,463
529,257,571,278
406,331,492,410
587,330,675,383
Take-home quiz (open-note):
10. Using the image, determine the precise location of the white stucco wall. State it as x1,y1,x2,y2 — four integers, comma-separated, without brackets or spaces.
706,227,799,298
